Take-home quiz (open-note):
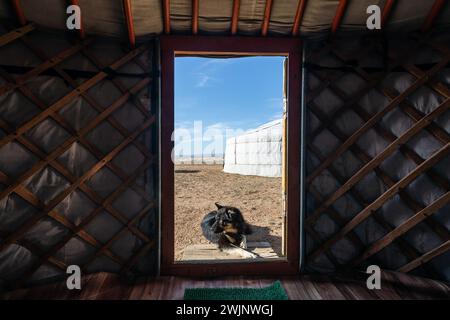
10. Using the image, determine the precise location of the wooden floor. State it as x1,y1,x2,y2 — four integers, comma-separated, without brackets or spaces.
2,270,449,300
181,242,279,261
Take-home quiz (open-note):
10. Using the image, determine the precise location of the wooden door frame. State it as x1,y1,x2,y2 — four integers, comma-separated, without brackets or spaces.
160,35,302,276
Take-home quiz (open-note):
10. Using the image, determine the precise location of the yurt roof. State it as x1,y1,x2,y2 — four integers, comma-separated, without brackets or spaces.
0,1,449,46
246,119,281,134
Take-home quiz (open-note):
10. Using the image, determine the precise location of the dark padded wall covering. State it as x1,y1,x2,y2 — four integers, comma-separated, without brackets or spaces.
304,31,450,282
0,25,158,291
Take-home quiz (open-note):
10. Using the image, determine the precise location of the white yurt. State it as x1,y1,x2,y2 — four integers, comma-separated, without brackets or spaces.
223,119,283,177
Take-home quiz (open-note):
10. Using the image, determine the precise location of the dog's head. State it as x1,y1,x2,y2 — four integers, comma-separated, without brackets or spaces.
211,203,252,235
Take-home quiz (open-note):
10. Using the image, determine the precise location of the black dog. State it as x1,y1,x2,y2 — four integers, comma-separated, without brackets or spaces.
201,203,257,258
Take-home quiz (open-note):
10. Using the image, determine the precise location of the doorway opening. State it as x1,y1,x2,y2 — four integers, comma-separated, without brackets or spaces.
174,56,286,262
160,36,301,276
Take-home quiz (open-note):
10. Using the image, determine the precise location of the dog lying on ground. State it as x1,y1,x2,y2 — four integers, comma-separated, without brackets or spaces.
201,203,257,259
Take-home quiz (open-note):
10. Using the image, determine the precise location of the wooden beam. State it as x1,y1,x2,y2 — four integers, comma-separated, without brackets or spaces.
292,0,307,36
69,0,85,39
231,0,240,35
261,0,273,36
381,0,396,28
398,240,450,273
10,0,26,26
162,0,171,34
421,0,446,33
331,0,347,34
352,191,450,267
0,23,34,47
192,0,199,35
122,0,136,47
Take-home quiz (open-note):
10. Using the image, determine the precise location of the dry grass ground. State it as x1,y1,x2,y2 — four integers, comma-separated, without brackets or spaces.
175,164,283,260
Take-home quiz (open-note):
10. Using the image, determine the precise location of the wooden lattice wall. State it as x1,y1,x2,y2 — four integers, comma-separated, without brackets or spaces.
304,32,450,282
0,23,158,290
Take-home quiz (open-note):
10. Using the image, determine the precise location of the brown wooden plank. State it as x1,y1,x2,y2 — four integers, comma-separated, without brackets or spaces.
399,240,450,273
331,0,347,34
330,275,379,300
89,273,133,300
292,278,316,299
309,275,347,300
281,277,311,299
0,23,33,47
162,0,170,34
261,0,273,36
78,272,110,299
128,276,148,299
292,0,307,36
122,0,135,47
300,275,324,299
230,0,240,35
192,0,199,35
4,272,450,300
181,242,279,261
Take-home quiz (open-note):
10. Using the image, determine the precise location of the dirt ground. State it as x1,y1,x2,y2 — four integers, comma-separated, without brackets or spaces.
175,164,283,260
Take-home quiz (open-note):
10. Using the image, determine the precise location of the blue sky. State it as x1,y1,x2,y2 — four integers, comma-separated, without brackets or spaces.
174,56,285,157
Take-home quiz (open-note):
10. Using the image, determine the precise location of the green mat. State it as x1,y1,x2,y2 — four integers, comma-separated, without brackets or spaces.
183,281,288,300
